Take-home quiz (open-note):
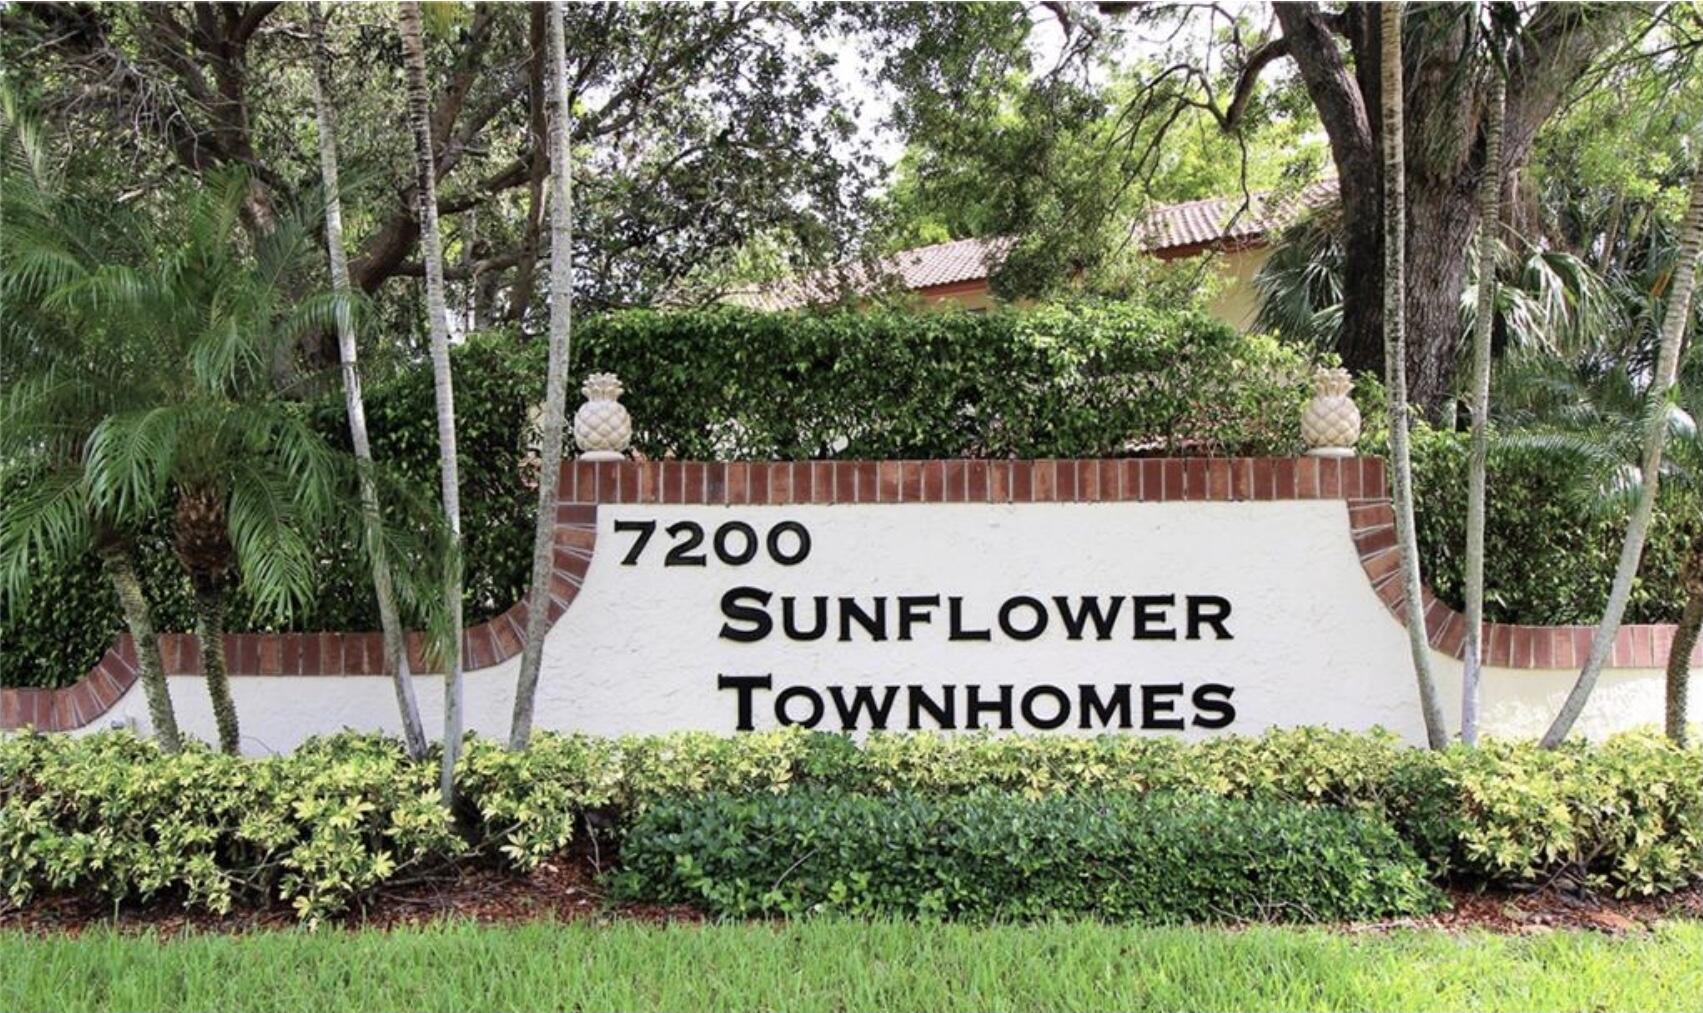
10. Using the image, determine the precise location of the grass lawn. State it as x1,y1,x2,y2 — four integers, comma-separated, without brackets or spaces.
3,918,1700,1013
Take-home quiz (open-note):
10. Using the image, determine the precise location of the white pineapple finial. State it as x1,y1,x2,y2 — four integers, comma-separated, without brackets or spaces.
574,372,632,461
1301,366,1360,458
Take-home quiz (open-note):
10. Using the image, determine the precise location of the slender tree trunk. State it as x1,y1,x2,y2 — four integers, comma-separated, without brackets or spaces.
310,2,428,760
95,538,180,752
1380,3,1448,749
1543,152,1703,748
511,0,575,751
400,0,466,803
191,578,239,754
1461,71,1506,746
507,4,549,330
1667,538,1703,745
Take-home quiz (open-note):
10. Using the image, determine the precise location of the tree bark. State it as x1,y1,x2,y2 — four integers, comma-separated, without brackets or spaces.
96,539,181,752
310,1,428,760
507,4,550,330
1261,2,1633,413
1381,3,1448,749
1667,538,1703,745
1461,71,1506,746
400,0,467,803
1543,151,1703,748
511,0,575,750
192,579,239,754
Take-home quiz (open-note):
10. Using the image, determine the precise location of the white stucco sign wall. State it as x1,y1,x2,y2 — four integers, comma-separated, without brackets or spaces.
540,501,1425,739
29,456,1696,752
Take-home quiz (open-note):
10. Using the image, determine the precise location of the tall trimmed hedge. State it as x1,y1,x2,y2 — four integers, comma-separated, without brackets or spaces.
1409,425,1701,625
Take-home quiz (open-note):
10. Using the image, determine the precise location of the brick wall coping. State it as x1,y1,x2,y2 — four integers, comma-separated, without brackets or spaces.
5,456,1695,733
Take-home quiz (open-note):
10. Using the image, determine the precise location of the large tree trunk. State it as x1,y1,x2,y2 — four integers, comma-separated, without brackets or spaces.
1381,3,1448,749
1461,72,1506,746
1542,152,1703,748
1269,2,1633,415
1667,538,1703,746
309,2,429,760
400,0,467,804
95,537,180,752
511,0,575,750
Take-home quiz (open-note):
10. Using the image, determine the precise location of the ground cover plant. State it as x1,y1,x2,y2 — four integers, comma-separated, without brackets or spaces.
4,919,1701,1013
3,727,1699,925
614,790,1443,921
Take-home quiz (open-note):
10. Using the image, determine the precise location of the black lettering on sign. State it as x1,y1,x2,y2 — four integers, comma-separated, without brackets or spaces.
1054,595,1124,640
1191,684,1236,728
663,521,707,566
907,684,957,729
720,586,773,642
613,519,656,565
966,684,1014,730
713,521,759,565
1020,685,1071,730
717,674,772,731
1187,596,1234,640
947,597,991,641
775,685,825,727
829,685,900,730
998,597,1048,640
1131,596,1177,640
1141,683,1186,729
782,596,829,641
767,521,811,565
1078,684,1133,729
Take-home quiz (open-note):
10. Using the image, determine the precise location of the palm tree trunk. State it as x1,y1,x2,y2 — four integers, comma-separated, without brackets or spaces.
1667,537,1703,745
511,0,575,751
1461,70,1506,747
1542,151,1703,748
192,578,239,754
310,1,428,760
400,0,466,803
1381,3,1448,749
95,538,180,752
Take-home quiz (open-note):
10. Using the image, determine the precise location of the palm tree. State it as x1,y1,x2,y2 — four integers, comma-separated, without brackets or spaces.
1497,352,1702,745
510,0,575,751
1541,153,1703,746
399,0,467,801
1461,55,1508,746
309,1,428,759
0,94,182,750
1381,2,1449,748
68,173,347,754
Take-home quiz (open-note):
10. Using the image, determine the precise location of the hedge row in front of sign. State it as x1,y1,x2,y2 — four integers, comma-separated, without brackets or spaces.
5,727,1698,923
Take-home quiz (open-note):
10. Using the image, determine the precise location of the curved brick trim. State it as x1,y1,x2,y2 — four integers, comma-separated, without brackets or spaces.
1347,498,1698,672
7,455,1695,732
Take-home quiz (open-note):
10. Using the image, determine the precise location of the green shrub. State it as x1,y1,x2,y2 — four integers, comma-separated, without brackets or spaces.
573,304,1314,460
613,789,1444,922
1388,733,1703,897
1409,425,1699,625
4,728,1700,921
0,732,460,924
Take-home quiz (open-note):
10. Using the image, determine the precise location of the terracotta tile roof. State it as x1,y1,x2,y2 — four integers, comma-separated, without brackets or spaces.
723,180,1337,309
1134,178,1338,253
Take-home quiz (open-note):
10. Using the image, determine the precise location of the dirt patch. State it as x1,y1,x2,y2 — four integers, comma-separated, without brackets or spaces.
4,857,1697,938
1345,882,1703,936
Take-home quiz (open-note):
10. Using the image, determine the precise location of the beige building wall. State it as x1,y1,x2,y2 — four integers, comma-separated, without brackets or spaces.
1202,246,1272,331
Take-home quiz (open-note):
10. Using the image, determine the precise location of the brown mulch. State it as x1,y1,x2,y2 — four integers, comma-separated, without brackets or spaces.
3,856,1698,938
